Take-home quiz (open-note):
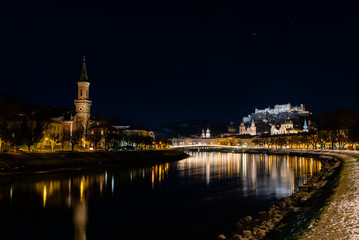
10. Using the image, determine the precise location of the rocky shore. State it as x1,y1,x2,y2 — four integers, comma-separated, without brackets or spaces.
0,150,189,174
218,149,343,240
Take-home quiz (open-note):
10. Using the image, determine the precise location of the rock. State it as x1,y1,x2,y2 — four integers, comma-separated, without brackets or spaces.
259,225,269,231
232,234,242,240
242,230,252,237
244,216,252,224
265,221,275,229
279,201,286,208
258,211,267,218
256,230,266,238
217,234,226,240
236,221,243,230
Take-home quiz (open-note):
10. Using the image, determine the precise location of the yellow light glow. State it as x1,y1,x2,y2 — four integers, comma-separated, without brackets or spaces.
80,180,84,202
43,185,47,208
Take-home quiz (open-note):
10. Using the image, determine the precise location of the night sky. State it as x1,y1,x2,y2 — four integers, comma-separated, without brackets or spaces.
2,1,359,128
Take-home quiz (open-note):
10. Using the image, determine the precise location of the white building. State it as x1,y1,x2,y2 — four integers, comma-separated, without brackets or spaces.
201,128,211,139
270,119,308,135
243,103,310,123
239,120,257,136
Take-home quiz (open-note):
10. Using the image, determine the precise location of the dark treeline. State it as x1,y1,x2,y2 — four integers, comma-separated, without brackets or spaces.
0,94,53,151
254,109,359,150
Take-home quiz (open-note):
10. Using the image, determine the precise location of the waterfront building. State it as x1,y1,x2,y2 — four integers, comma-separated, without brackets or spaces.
270,118,303,135
206,127,211,138
63,56,92,137
201,129,205,138
239,119,257,136
59,57,154,150
73,56,92,132
201,127,211,138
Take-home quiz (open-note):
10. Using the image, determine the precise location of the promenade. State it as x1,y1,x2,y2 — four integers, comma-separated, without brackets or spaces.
221,149,359,240
300,150,359,239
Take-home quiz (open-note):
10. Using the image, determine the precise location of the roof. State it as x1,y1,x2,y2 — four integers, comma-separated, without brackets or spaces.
79,56,89,82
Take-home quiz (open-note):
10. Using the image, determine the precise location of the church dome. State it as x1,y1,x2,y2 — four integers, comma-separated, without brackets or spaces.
228,121,236,133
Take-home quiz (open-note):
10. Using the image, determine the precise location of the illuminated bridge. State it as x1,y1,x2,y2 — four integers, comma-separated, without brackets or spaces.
170,144,243,150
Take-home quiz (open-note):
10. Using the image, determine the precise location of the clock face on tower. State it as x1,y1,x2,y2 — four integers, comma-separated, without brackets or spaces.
79,107,83,112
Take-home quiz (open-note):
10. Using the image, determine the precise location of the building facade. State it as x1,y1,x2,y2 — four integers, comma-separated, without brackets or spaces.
239,120,257,136
73,56,92,131
243,103,310,123
270,119,308,135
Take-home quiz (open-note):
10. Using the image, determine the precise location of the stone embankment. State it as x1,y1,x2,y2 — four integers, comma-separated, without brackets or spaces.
218,149,357,240
0,150,189,174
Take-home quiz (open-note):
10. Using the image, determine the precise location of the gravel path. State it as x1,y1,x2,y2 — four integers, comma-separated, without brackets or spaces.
301,150,359,240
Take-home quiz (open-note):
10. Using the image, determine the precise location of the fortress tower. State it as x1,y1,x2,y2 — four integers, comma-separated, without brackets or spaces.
74,56,92,131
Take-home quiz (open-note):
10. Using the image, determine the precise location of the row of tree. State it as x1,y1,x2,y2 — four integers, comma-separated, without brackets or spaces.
0,94,53,151
253,109,359,149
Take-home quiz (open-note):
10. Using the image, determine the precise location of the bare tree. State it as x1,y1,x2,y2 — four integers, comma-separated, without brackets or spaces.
19,106,51,151
69,129,84,151
0,94,22,151
87,126,103,150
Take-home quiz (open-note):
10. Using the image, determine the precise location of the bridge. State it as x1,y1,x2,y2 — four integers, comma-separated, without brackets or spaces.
170,144,244,150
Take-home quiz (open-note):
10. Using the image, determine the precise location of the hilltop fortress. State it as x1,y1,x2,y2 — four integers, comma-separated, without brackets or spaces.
243,103,310,123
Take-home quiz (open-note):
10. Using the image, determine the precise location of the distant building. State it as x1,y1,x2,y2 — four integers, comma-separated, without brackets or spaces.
270,118,307,135
239,119,257,136
228,121,236,133
303,118,308,132
201,127,211,138
243,103,310,123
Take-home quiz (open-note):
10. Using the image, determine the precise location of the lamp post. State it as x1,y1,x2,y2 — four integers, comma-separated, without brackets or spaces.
45,137,55,152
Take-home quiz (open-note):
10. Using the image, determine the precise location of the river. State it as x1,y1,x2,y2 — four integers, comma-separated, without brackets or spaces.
0,151,321,240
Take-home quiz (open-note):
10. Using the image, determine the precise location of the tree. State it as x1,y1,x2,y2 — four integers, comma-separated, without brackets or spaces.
20,106,51,151
319,109,358,149
0,94,22,151
87,126,103,150
307,132,320,149
70,129,84,151
46,132,60,152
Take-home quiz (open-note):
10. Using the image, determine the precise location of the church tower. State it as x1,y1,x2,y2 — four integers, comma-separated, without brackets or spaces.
74,56,92,131
205,127,211,138
303,118,308,132
249,119,257,136
239,122,246,135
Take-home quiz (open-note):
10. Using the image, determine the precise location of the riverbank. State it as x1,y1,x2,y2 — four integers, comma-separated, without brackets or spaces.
218,149,358,240
0,150,189,174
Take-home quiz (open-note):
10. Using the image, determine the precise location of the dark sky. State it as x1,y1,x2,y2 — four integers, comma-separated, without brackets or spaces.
1,1,359,128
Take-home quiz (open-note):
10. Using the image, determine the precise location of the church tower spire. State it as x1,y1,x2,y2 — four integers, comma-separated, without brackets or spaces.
79,56,89,82
74,56,92,131
303,118,308,132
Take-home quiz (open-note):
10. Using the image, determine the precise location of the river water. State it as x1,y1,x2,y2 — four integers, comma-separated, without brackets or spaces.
0,152,321,240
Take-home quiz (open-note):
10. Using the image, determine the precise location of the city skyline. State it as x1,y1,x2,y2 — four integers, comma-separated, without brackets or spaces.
2,1,359,128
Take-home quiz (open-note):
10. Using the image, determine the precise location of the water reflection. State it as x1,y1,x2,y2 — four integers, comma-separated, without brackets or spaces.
0,153,321,240
0,162,172,240
179,152,321,198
